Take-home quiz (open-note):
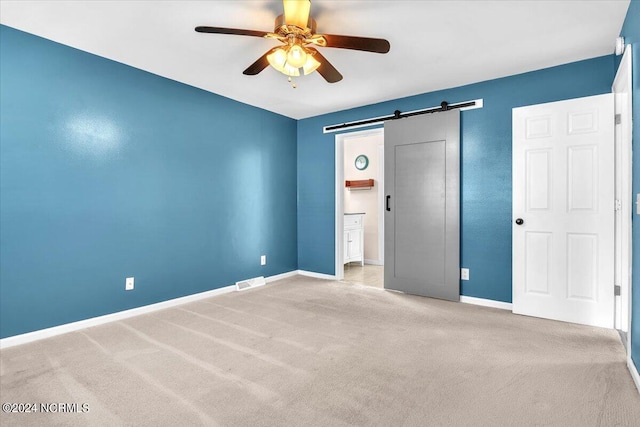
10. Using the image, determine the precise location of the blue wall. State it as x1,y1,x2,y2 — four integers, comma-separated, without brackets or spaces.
297,56,614,303
0,26,298,339
620,0,640,375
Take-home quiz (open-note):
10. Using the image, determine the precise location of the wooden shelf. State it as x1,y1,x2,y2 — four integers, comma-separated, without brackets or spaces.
345,179,374,189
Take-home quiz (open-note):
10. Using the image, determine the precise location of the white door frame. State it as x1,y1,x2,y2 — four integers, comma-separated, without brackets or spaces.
612,45,633,351
334,127,384,280
378,143,385,264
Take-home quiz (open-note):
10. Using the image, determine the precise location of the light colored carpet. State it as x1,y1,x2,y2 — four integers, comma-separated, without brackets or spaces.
1,276,639,426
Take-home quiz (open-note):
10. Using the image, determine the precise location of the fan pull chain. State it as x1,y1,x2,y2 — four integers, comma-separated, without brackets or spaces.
287,76,297,89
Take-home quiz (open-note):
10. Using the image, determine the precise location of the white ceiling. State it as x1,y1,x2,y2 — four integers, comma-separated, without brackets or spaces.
0,0,630,119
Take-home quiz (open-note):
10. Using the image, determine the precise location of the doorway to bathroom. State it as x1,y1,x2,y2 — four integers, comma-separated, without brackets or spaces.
334,128,384,288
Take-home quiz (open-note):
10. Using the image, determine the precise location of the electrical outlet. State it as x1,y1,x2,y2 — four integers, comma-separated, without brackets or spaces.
260,255,266,266
125,277,135,291
461,268,470,281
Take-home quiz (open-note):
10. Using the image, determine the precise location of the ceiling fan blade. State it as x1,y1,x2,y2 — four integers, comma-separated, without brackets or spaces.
283,0,311,28
321,34,390,54
307,48,343,83
243,48,279,75
195,26,269,38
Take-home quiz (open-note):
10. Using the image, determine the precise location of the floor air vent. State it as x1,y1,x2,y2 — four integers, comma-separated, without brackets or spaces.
236,276,266,291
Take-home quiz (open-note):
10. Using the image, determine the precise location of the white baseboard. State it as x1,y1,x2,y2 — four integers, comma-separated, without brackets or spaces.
297,270,336,280
364,259,384,266
629,357,640,395
0,270,298,349
460,295,513,311
265,270,298,283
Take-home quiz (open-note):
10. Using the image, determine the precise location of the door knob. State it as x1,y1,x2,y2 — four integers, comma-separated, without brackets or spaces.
515,218,524,225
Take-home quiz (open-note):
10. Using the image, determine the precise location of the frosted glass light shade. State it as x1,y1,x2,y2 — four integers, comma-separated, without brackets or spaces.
302,54,321,75
287,44,307,68
283,0,311,29
283,64,301,77
267,48,288,71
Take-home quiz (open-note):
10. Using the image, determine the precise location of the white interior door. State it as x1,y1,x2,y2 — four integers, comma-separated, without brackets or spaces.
512,94,615,328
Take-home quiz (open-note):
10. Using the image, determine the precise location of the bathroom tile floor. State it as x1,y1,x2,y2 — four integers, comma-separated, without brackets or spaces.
342,263,384,289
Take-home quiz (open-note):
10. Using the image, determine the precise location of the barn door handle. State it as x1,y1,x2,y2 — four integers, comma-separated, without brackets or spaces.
515,218,524,225
386,195,391,211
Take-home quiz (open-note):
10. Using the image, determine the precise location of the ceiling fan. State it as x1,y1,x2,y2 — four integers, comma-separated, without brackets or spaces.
195,0,390,84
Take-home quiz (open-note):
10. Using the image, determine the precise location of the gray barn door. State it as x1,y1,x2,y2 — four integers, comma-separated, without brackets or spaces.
384,110,460,301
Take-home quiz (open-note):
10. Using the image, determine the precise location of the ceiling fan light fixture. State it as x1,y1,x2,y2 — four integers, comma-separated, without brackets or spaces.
267,47,302,77
283,0,311,29
196,0,389,84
